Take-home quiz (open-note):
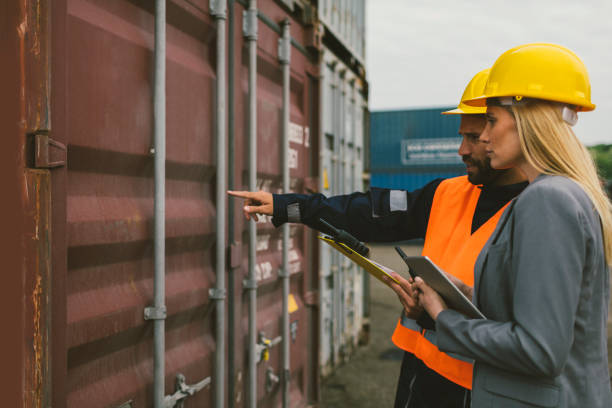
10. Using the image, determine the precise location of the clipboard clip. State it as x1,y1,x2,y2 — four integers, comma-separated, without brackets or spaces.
319,218,370,258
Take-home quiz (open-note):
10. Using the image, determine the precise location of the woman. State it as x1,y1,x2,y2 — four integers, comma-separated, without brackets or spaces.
414,43,612,407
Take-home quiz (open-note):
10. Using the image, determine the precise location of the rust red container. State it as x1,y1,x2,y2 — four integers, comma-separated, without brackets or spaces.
4,0,322,407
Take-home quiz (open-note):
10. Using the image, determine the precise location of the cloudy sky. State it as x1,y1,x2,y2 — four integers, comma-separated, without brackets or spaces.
365,0,612,146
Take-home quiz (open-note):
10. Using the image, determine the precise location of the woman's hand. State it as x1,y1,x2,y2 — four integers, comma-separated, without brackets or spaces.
413,277,448,321
444,273,473,300
383,272,424,319
227,190,273,221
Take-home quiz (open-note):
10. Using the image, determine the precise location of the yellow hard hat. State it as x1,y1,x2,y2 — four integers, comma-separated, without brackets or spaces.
442,68,490,115
465,43,595,111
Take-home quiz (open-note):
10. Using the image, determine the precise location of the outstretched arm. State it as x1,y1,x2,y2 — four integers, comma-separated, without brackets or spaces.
228,179,442,243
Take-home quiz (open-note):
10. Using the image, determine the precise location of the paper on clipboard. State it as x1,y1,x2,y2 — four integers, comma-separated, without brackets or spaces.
318,236,400,285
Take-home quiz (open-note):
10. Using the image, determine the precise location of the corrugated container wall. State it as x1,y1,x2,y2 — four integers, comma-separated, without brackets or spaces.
25,0,322,407
317,0,366,62
316,0,369,377
369,108,465,191
318,49,367,376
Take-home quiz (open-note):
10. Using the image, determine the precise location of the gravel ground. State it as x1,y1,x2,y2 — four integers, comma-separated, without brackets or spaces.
320,243,612,407
320,244,422,408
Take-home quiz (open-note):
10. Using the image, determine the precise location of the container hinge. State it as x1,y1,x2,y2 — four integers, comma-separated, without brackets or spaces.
32,131,66,169
243,278,258,290
265,367,280,393
242,8,258,39
144,305,167,321
304,291,318,306
209,0,227,18
209,288,226,300
163,373,211,408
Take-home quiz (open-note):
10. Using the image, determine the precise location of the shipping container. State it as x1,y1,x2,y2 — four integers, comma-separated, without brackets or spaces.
369,107,465,190
5,0,372,407
7,0,331,407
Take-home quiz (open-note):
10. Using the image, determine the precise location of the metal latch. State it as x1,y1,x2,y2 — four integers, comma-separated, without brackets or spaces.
256,331,282,363
163,373,211,408
32,131,66,169
144,306,167,321
265,367,280,393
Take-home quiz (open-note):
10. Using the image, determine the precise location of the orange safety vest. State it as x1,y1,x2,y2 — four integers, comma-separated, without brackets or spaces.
391,176,512,390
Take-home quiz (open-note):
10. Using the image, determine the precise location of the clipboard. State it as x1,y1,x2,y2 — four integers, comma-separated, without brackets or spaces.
399,255,485,319
318,235,400,285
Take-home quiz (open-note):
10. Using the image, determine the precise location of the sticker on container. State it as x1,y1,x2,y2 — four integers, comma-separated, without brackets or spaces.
323,168,329,190
288,294,299,314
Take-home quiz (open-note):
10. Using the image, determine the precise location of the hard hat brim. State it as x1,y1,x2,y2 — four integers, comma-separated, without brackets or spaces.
441,105,487,115
464,93,596,112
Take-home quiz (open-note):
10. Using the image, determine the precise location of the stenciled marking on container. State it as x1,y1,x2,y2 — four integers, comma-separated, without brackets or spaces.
255,262,273,282
288,148,298,169
257,234,270,252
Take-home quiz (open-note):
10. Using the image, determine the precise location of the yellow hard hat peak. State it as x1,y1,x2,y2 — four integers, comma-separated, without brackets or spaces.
465,43,595,111
443,68,490,115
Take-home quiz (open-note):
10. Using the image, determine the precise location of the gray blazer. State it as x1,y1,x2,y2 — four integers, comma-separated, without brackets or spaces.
436,175,612,407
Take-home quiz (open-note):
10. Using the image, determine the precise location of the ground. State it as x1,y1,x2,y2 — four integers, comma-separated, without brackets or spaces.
320,244,422,408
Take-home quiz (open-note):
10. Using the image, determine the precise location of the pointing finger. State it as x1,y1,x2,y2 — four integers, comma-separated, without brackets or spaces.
228,190,255,199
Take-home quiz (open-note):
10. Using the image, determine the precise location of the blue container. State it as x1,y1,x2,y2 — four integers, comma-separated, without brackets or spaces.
370,171,465,191
370,107,466,191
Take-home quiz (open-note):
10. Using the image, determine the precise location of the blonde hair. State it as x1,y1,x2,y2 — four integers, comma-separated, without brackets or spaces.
511,102,612,266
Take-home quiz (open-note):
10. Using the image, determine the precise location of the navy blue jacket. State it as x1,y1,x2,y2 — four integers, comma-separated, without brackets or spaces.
272,178,527,240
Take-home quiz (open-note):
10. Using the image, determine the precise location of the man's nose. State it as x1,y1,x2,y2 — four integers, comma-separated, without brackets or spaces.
458,138,470,156
479,128,490,143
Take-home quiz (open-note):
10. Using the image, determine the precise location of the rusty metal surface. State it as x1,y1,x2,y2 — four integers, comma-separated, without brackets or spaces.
12,0,55,407
1,1,27,407
43,0,321,407
24,170,53,408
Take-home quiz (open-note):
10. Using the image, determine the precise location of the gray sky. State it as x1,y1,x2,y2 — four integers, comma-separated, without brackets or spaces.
365,0,612,146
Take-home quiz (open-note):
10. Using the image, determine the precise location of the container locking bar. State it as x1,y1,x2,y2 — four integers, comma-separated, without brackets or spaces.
163,373,211,408
256,331,282,363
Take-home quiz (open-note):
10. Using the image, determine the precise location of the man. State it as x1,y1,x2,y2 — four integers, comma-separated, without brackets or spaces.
228,69,527,407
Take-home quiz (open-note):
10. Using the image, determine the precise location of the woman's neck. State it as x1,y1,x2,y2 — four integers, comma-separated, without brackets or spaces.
518,162,542,183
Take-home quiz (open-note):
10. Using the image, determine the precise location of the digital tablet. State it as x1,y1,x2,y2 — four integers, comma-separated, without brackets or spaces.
398,254,485,319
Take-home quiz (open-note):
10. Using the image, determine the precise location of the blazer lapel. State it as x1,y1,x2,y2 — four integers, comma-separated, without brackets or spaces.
473,198,517,308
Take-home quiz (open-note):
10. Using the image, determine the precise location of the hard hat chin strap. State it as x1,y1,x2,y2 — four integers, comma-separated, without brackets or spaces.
488,97,578,126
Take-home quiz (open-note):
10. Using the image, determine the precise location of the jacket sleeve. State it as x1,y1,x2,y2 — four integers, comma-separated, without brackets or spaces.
271,179,442,242
435,182,588,377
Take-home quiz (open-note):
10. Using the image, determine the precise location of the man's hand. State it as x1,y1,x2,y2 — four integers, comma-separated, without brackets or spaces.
384,272,424,319
227,190,273,221
413,277,447,321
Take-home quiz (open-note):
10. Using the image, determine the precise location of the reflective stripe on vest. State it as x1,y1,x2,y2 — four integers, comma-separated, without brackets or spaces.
391,176,511,390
